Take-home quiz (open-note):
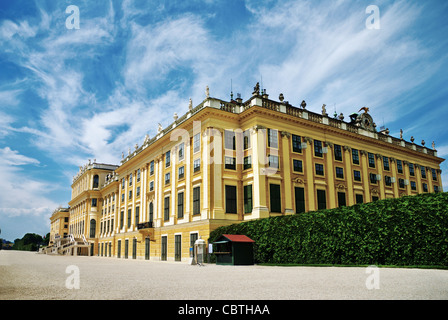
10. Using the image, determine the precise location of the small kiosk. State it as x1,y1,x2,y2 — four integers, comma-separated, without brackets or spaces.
212,234,255,265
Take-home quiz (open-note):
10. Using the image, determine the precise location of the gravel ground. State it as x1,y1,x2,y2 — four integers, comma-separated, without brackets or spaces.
1,250,447,300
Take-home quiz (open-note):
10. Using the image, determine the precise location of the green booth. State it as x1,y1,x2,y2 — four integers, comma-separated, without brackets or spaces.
212,234,255,265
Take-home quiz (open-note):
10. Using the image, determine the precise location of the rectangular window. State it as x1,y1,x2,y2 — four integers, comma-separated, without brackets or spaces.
178,142,184,161
137,169,141,182
136,186,140,197
149,181,154,191
268,155,279,169
421,167,426,179
225,156,236,170
165,151,171,168
293,159,303,173
129,173,133,186
150,160,154,175
314,140,323,157
337,192,346,207
225,185,237,214
352,149,359,165
368,153,376,168
122,178,125,189
385,175,392,186
334,144,342,161
120,211,124,229
177,192,184,218
411,181,417,191
225,130,236,150
317,189,326,210
409,163,415,176
122,193,124,202
178,166,185,179
315,163,324,176
335,167,344,179
353,170,361,182
399,178,405,189
164,196,170,221
372,196,379,202
423,183,428,192
432,168,437,181
292,134,302,153
165,172,170,184
243,156,252,170
397,160,403,174
127,209,132,227
243,130,251,149
135,206,140,225
267,129,278,149
383,156,390,171
270,184,281,213
193,186,200,215
370,173,377,184
193,133,200,153
434,185,439,193
355,194,364,204
193,158,201,172
295,187,305,213
128,190,132,200
244,185,253,214
92,198,97,207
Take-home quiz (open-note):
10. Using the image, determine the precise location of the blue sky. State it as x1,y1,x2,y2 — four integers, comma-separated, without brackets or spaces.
0,0,447,241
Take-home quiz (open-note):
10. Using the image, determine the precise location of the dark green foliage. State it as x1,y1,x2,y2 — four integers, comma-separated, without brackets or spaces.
12,233,44,251
209,192,448,266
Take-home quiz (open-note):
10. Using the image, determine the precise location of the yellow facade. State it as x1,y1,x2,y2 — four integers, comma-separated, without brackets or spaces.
57,87,444,260
49,207,70,245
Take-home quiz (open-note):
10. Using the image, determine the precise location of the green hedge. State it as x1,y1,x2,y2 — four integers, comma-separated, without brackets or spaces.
209,192,448,266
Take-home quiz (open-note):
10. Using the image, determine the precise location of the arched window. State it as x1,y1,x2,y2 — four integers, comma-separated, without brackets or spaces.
93,175,99,189
90,219,96,238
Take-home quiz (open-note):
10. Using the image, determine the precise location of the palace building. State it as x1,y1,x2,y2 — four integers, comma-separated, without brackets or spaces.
47,83,444,260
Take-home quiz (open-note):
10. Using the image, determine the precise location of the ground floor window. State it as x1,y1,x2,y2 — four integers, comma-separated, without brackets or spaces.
295,187,305,213
317,189,326,210
270,184,281,213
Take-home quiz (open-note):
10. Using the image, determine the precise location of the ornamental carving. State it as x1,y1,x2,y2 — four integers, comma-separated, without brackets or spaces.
281,131,291,138
336,184,346,190
343,145,351,152
324,141,333,148
292,177,305,185
303,137,313,144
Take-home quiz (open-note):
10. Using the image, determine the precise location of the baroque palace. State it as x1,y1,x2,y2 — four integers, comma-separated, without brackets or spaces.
47,83,444,260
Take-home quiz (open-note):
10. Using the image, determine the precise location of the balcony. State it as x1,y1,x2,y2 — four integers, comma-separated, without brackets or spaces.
137,221,153,229
137,221,154,238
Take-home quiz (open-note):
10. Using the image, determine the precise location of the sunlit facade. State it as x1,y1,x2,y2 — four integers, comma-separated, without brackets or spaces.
48,84,444,260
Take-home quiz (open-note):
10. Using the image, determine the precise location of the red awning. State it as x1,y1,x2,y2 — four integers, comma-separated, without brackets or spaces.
222,234,255,243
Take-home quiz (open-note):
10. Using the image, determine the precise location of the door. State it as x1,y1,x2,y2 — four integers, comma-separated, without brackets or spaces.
145,238,150,260
132,238,137,259
161,236,167,261
174,235,181,261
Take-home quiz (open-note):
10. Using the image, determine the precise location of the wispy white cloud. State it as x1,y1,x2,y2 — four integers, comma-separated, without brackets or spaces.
0,147,40,166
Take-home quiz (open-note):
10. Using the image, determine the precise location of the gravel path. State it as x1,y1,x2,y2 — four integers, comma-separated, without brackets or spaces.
1,250,447,300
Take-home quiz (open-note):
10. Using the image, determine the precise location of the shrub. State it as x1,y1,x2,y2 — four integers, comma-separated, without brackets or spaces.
209,192,448,266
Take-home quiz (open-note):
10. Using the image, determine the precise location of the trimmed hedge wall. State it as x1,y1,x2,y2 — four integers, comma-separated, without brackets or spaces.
209,192,448,266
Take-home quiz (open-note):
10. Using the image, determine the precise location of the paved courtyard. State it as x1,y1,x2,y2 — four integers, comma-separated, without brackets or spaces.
0,250,447,300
